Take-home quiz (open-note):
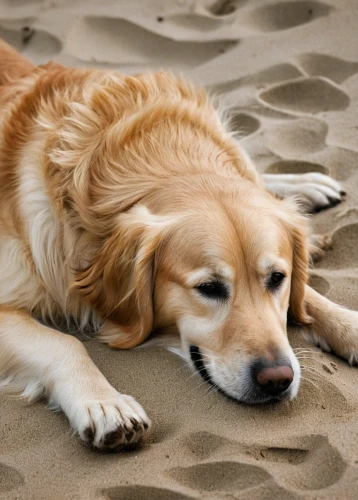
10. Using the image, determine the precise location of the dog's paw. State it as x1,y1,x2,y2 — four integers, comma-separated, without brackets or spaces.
303,309,358,366
72,394,151,450
263,173,344,213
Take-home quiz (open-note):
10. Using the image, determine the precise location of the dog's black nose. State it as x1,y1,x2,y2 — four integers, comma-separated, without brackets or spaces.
252,360,293,397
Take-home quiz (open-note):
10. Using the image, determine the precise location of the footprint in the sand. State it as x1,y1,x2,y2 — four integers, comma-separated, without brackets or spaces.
165,0,245,27
245,445,309,465
1,0,41,5
210,63,303,94
66,17,238,68
309,274,330,296
259,77,350,115
233,482,302,499
315,146,358,181
0,0,42,11
101,485,195,500
0,24,62,59
203,0,247,18
230,111,260,137
315,223,358,270
245,435,346,491
169,436,301,498
325,276,358,309
265,160,328,175
167,461,271,493
183,430,230,460
266,117,327,157
154,0,247,42
245,1,331,32
177,431,346,492
169,465,299,500
0,463,24,493
278,435,346,491
297,53,358,84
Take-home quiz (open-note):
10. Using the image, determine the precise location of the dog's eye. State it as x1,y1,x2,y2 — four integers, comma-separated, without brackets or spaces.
195,279,229,300
267,272,285,289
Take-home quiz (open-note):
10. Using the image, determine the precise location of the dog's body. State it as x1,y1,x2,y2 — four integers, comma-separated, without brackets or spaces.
1,40,358,450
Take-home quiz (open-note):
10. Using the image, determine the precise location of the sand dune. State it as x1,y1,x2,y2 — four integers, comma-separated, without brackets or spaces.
1,0,358,498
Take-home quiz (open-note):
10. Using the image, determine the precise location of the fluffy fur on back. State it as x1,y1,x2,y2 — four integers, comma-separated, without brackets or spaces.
0,52,265,341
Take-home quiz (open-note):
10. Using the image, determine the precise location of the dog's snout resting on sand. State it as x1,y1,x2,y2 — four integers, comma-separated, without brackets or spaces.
0,39,357,451
191,345,295,402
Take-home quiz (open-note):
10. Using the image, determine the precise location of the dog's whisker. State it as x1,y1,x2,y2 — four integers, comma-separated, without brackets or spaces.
186,378,212,397
185,362,216,383
166,361,191,383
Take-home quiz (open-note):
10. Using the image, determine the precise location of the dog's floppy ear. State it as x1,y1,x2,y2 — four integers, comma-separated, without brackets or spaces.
72,205,177,348
279,200,312,325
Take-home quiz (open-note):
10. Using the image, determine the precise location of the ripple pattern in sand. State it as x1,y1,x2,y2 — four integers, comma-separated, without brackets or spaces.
102,486,195,500
297,53,358,83
315,223,358,269
66,17,238,68
230,110,261,137
309,274,330,296
245,1,331,32
265,160,328,175
0,25,62,59
259,77,350,114
0,463,24,493
168,461,271,492
266,117,328,156
167,431,347,495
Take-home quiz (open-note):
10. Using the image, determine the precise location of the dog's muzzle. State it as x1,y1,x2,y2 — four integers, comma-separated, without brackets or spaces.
189,345,295,404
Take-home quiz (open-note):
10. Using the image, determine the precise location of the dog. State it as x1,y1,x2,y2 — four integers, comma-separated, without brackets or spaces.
0,40,357,451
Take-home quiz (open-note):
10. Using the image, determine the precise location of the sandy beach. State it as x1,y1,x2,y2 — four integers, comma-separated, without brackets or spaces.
1,0,358,498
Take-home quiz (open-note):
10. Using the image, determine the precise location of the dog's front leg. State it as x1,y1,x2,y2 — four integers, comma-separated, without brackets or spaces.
0,307,150,450
301,286,358,364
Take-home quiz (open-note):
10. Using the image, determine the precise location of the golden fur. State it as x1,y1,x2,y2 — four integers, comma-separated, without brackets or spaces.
0,40,357,450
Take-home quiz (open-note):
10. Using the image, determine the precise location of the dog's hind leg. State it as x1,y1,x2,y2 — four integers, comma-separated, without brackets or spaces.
0,307,151,450
0,39,35,86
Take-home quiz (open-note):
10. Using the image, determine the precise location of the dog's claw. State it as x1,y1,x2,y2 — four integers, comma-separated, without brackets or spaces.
74,394,151,451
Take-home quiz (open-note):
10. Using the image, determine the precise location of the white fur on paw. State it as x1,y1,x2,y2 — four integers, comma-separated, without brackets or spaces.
263,173,344,212
72,394,151,450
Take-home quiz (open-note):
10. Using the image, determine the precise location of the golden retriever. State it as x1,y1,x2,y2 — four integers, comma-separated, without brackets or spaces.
0,40,357,451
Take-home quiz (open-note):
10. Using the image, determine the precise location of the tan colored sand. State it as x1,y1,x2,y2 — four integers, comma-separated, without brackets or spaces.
1,0,358,498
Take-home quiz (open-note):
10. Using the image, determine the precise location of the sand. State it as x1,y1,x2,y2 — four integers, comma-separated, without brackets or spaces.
1,0,358,498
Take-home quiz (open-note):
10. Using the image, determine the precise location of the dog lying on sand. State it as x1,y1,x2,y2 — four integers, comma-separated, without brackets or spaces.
0,40,356,450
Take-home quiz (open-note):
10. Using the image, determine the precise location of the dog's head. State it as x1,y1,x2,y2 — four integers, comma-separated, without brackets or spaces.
74,176,310,404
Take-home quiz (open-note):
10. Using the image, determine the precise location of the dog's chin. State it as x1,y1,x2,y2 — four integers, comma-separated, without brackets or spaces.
232,388,294,405
210,380,294,405
189,345,295,405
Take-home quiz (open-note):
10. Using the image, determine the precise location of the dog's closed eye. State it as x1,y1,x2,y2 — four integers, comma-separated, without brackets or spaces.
195,278,230,301
267,272,285,290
